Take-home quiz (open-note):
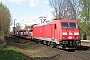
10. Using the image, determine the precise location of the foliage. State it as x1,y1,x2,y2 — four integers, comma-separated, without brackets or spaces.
0,3,11,34
24,25,31,29
24,24,35,29
0,3,11,44
78,0,90,39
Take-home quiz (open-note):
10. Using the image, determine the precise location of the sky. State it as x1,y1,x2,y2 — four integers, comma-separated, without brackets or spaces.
0,0,54,30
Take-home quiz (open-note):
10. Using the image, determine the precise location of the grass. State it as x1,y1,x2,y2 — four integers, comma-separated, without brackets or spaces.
0,36,47,60
0,46,30,60
0,36,32,60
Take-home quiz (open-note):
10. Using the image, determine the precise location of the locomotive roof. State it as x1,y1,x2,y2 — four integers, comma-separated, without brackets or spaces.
54,19,77,22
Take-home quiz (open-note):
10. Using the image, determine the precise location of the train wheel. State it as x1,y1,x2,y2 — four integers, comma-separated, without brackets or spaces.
43,40,47,45
53,42,57,48
39,40,43,44
50,42,54,48
47,41,51,46
36,40,39,43
50,42,56,48
56,44,62,49
34,39,36,42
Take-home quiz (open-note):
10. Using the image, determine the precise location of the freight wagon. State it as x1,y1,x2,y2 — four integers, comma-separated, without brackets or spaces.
14,29,32,39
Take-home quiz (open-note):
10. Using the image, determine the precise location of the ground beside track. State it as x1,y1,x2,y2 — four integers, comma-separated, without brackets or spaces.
5,36,90,60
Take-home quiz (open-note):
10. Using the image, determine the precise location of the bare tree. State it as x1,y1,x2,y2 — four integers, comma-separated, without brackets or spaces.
49,0,79,19
49,0,58,19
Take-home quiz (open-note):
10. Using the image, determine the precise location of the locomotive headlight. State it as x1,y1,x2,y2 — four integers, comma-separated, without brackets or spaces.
63,36,66,39
62,32,67,35
69,32,72,35
74,32,79,35
62,36,67,39
76,36,78,39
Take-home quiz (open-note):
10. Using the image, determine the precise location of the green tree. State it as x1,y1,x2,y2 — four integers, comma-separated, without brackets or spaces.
78,0,90,39
24,24,31,29
0,3,11,46
24,24,36,29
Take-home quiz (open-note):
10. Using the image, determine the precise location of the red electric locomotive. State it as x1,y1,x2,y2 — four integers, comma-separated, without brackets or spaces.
32,19,81,49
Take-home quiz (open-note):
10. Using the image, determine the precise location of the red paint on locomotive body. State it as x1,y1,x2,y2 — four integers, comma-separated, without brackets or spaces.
33,19,81,49
33,24,54,38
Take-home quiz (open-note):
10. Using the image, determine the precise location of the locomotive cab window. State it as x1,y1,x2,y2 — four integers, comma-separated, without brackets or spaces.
69,23,76,28
61,22,76,28
61,22,68,28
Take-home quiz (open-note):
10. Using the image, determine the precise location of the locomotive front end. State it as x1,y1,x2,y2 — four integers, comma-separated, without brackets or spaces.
60,20,81,49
